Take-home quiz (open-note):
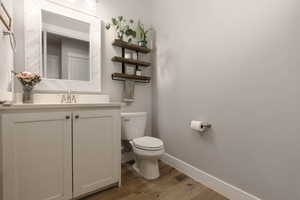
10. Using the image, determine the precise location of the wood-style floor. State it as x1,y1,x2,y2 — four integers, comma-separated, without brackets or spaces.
83,161,229,200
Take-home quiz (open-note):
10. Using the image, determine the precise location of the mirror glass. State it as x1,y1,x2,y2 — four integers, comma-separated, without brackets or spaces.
41,10,90,81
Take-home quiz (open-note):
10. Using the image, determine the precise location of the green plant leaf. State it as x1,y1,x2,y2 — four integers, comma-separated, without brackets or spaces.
125,29,135,37
112,18,118,25
132,31,136,38
118,16,123,21
105,23,111,30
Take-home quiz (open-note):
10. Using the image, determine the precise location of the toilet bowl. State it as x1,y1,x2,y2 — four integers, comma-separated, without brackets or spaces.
130,136,164,180
121,113,164,180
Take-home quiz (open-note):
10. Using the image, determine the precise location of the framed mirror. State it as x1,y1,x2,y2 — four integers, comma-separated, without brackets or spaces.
24,0,101,93
41,10,91,81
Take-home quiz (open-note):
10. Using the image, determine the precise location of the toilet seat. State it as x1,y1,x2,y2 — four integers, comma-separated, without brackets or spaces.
133,136,164,151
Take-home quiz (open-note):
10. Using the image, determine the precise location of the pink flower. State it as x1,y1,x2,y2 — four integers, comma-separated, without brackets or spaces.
20,72,34,78
14,71,42,88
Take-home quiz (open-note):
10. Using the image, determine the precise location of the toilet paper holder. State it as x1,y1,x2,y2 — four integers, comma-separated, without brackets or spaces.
189,122,212,129
201,123,212,129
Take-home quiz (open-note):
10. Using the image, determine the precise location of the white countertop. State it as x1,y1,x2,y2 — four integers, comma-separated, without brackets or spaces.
0,102,122,111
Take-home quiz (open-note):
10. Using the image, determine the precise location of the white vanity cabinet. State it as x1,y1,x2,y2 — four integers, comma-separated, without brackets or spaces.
2,111,73,200
0,104,121,200
72,110,120,197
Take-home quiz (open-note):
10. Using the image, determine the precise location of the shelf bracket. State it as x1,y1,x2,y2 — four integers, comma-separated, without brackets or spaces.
135,51,139,72
122,48,125,73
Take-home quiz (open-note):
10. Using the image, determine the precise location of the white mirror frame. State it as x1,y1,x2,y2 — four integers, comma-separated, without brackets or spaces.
24,0,101,93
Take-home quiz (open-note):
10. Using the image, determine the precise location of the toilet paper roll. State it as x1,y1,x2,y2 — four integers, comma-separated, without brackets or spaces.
190,120,206,132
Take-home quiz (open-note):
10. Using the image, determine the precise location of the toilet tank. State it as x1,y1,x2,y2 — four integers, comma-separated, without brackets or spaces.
121,112,147,140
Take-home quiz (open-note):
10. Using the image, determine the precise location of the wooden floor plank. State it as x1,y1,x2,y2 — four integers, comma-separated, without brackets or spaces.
83,161,229,200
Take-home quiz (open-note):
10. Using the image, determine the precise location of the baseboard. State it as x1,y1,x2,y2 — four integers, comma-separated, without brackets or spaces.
161,153,261,200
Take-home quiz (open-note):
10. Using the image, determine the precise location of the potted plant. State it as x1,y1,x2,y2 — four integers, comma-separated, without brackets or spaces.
12,71,41,103
105,16,136,42
136,21,151,48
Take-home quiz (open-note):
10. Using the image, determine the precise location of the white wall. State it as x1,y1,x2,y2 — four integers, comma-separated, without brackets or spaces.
97,0,153,135
13,0,153,135
152,0,300,199
0,0,13,102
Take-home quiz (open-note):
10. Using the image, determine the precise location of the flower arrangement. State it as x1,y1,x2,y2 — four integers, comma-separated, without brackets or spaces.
12,71,41,89
12,71,41,103
105,16,136,42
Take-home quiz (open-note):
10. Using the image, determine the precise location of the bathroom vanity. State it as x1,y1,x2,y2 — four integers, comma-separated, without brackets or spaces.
0,1,122,199
0,103,121,200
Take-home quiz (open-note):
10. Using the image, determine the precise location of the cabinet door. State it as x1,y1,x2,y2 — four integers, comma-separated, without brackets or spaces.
2,112,73,200
73,110,121,198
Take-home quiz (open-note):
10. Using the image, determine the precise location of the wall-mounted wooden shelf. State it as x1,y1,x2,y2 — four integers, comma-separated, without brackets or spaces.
112,39,151,54
112,73,151,83
112,56,151,67
111,39,152,84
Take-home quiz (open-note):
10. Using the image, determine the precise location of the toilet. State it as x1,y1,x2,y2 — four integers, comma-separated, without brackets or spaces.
121,112,164,180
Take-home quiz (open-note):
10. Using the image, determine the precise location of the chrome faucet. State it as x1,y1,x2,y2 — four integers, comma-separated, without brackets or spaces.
66,89,72,103
61,94,67,103
71,93,77,103
61,89,77,104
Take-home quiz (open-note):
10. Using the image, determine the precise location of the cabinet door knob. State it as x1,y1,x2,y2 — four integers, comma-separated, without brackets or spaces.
75,115,79,119
66,116,70,119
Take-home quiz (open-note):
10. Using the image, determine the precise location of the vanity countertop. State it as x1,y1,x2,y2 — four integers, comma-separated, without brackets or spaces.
0,102,122,111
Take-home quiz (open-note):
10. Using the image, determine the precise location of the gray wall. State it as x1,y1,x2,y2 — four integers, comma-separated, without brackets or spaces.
152,0,300,199
97,0,153,135
12,0,153,135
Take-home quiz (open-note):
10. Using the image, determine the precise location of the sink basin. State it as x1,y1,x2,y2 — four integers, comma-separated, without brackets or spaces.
14,93,110,104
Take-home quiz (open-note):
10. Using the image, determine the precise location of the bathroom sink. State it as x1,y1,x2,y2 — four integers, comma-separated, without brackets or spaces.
14,93,110,104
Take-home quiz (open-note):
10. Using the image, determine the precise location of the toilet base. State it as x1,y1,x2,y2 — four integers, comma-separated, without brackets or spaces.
128,140,164,180
133,158,160,180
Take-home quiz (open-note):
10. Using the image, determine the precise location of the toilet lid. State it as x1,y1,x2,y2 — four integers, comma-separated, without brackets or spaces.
133,136,164,150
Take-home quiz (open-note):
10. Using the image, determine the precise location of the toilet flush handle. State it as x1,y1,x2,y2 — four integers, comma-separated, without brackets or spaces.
124,118,130,122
